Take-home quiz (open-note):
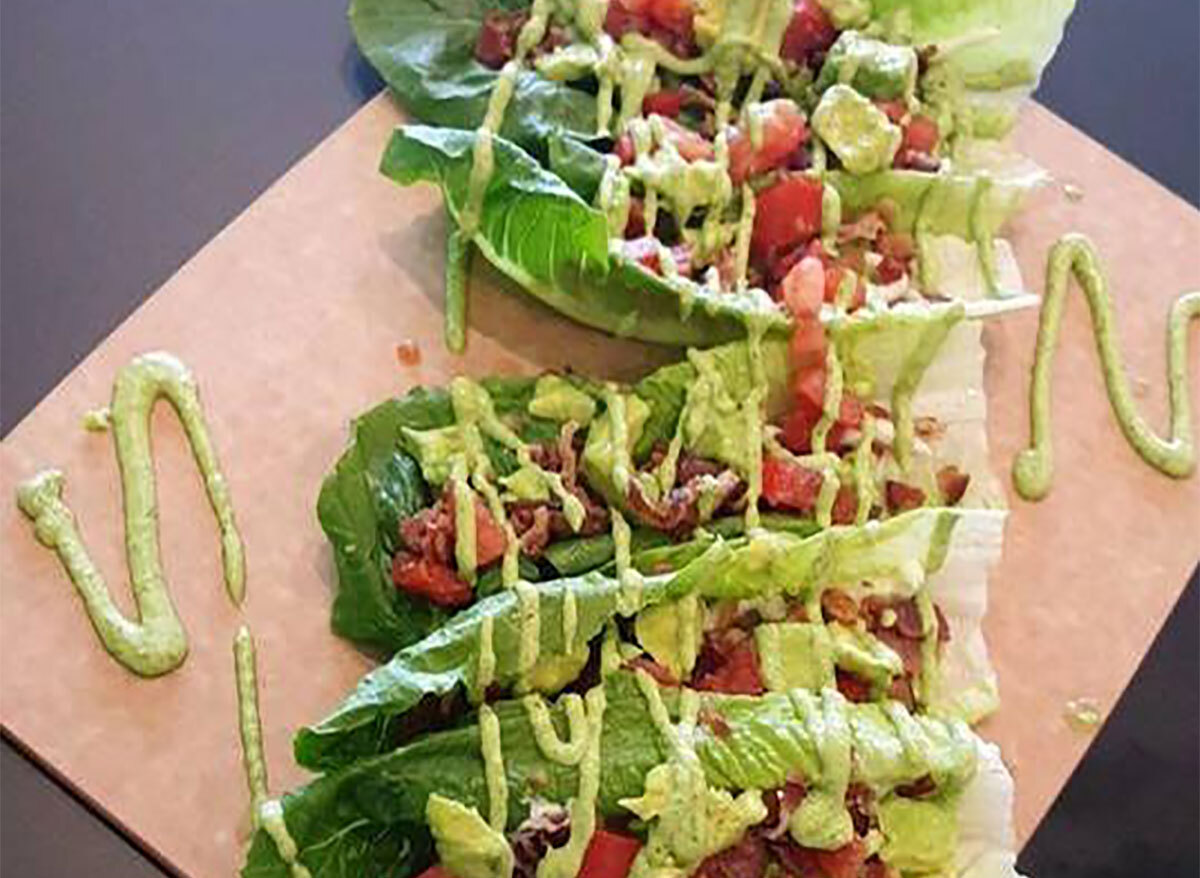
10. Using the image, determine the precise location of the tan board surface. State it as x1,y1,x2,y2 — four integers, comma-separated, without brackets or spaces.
1,95,1197,876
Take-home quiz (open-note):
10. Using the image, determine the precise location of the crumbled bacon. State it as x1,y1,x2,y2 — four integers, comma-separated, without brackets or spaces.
626,469,744,536
835,669,873,703
474,10,528,68
895,774,937,799
936,464,971,506
693,632,764,694
695,833,769,878
511,803,572,878
623,655,680,687
885,480,926,514
821,589,860,625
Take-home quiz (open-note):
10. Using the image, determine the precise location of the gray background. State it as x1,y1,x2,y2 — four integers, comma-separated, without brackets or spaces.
2,0,1197,874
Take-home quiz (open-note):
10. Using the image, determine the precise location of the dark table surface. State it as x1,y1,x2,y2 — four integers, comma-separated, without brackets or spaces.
1,1,1197,875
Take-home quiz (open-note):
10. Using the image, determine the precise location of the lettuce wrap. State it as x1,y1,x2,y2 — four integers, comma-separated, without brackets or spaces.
298,505,1004,772
244,670,1025,878
320,287,1011,657
353,0,1070,346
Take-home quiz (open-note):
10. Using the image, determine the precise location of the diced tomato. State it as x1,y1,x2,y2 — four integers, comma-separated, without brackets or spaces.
729,100,808,185
831,484,859,525
781,255,825,319
579,831,642,878
621,236,692,277
445,493,507,567
812,839,869,878
694,638,764,694
415,866,456,878
604,0,697,56
823,266,866,310
392,556,474,607
474,10,527,69
659,117,714,162
780,0,838,65
751,175,823,265
875,99,907,124
902,114,939,155
791,365,826,416
643,89,687,117
761,456,824,513
614,133,636,166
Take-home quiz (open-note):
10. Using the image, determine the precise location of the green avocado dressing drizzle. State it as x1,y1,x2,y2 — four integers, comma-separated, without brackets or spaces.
15,352,244,677
234,626,269,824
1013,234,1199,500
479,704,510,830
234,626,312,878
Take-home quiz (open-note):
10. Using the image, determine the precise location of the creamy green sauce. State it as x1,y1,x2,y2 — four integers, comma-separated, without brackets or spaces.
259,800,314,878
514,581,542,693
524,692,590,764
1013,234,1199,500
852,414,876,525
1063,696,1103,732
537,686,607,878
234,625,269,826
479,704,509,830
82,407,112,432
475,615,497,702
15,352,244,677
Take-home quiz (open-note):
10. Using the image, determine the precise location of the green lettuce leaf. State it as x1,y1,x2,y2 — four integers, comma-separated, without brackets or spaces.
381,125,792,346
319,376,561,655
295,570,692,771
349,0,596,150
246,672,988,877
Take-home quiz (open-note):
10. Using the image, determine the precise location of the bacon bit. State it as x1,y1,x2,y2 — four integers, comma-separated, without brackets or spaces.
697,705,732,738
517,505,553,556
936,465,971,506
624,198,647,238
893,148,941,173
786,601,810,622
694,637,764,695
395,340,421,367
887,675,916,711
762,781,808,839
934,602,951,644
694,832,768,878
890,598,923,639
821,589,859,625
844,783,874,836
895,774,937,799
864,858,901,878
557,422,579,492
876,628,922,676
774,839,867,878
624,655,680,687
913,414,945,440
885,480,926,514
835,669,873,703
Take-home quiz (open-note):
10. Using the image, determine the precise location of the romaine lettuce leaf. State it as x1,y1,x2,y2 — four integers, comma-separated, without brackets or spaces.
246,672,998,877
350,0,597,151
382,125,792,346
294,569,691,771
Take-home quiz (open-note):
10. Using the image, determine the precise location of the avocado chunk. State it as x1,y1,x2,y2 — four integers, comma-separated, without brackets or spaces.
755,622,837,691
426,794,514,878
817,31,919,101
528,374,597,425
877,795,958,873
812,84,902,175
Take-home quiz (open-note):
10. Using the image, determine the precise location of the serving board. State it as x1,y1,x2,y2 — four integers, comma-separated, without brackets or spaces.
1,94,1197,877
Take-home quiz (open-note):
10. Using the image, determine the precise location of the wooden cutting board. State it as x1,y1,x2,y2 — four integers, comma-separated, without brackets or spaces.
1,95,1197,877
